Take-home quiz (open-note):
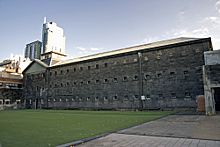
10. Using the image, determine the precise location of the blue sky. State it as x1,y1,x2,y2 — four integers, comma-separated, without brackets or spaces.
0,0,220,61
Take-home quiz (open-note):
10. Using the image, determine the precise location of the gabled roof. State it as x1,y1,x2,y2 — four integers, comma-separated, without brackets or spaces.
52,37,211,67
22,59,48,74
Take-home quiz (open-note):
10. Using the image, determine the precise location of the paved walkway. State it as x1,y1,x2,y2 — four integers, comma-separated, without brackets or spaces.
119,115,220,140
77,115,220,147
78,133,220,147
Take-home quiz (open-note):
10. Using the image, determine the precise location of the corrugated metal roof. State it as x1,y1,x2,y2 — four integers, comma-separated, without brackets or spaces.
52,37,208,67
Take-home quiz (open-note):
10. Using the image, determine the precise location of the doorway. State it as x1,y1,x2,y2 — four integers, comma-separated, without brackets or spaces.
214,88,220,111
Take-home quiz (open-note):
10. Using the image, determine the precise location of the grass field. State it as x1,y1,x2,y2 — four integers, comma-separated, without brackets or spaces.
0,110,172,147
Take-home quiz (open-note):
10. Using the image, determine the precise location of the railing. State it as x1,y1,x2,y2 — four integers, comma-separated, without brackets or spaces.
0,102,22,110
0,72,22,79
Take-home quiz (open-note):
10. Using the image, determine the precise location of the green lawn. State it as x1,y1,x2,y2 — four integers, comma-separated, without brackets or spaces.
0,110,172,147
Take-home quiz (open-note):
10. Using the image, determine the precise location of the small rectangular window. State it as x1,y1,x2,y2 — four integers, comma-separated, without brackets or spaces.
184,70,188,75
88,66,91,70
104,63,108,67
113,95,118,100
170,71,175,75
133,75,138,80
80,67,83,71
96,64,99,69
171,93,176,98
104,79,108,83
124,95,128,99
113,78,118,82
157,73,162,78
123,76,128,81
145,74,150,80
134,95,139,99
185,92,190,97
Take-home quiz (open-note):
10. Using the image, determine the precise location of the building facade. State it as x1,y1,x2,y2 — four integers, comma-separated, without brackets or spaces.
0,69,23,110
23,37,212,110
42,21,66,54
203,50,220,115
25,40,42,60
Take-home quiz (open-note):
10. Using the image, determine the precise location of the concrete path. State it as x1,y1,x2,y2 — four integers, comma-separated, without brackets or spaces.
119,115,220,140
77,115,220,147
78,133,220,147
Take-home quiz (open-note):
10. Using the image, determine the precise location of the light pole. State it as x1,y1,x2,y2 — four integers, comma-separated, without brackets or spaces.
138,52,144,110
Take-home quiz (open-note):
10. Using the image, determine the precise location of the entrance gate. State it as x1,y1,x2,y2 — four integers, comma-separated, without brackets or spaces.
214,88,220,111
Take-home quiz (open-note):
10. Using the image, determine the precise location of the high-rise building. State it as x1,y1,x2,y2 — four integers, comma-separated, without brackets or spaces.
42,19,66,54
41,18,66,66
24,40,42,60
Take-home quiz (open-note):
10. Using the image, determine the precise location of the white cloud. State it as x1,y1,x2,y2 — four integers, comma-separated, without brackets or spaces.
216,0,220,13
90,47,100,51
75,46,102,56
76,47,86,51
162,14,220,50
141,36,159,44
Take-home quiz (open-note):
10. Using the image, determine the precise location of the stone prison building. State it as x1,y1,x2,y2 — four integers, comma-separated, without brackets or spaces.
23,37,213,110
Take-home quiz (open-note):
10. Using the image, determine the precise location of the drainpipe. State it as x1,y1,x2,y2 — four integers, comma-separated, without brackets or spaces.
138,52,144,110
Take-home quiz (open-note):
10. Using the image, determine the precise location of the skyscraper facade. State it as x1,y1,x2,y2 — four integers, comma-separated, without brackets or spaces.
42,21,66,54
24,40,42,60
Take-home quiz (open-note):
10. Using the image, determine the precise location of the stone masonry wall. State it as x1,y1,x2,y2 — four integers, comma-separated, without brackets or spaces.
23,39,212,110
